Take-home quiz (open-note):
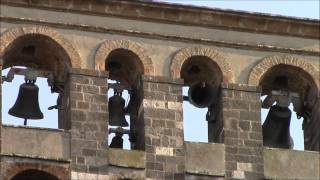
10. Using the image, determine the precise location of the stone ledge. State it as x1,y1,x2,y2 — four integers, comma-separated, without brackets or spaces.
0,153,71,163
264,147,320,180
69,68,109,78
222,83,262,92
142,75,184,85
108,148,145,169
1,124,68,132
1,126,71,160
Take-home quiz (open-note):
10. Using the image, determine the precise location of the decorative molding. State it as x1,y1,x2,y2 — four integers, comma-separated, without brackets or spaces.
95,40,154,75
1,17,319,57
2,1,319,39
170,47,235,83
248,55,320,89
0,26,81,68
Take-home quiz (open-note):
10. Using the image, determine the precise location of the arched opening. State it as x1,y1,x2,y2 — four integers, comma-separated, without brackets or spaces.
11,169,59,180
260,64,318,150
106,49,145,150
180,56,223,143
1,34,71,129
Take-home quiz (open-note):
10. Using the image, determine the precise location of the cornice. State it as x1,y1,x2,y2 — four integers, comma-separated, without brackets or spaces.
1,16,319,57
1,0,319,39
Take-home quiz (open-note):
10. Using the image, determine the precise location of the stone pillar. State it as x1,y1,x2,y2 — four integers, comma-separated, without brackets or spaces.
66,69,109,178
304,87,320,151
222,83,264,179
142,76,185,179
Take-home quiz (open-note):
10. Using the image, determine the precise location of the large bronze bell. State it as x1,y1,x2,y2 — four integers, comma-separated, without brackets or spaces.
188,82,216,108
262,105,293,149
108,93,129,127
8,81,44,124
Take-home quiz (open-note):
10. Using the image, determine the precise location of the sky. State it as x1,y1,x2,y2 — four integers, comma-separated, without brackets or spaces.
2,1,319,150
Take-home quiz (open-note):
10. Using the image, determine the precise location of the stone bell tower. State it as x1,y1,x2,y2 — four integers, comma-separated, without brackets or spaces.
0,0,319,179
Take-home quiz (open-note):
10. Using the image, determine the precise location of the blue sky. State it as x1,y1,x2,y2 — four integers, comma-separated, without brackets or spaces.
158,0,320,19
2,1,319,150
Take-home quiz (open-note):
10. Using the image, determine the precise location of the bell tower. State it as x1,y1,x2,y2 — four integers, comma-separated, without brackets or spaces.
0,0,319,180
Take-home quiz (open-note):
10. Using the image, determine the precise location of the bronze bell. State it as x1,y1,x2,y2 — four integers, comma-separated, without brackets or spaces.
262,105,293,149
188,82,217,108
108,93,129,127
8,81,44,124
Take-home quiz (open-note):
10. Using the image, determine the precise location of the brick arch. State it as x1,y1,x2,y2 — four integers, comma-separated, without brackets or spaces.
170,47,235,83
0,26,81,68
248,55,320,89
94,40,154,75
4,163,68,180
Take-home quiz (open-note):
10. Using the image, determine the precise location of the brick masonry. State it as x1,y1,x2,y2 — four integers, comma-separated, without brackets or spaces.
0,26,81,69
248,55,319,89
221,83,264,179
142,75,185,179
67,68,109,174
0,156,69,180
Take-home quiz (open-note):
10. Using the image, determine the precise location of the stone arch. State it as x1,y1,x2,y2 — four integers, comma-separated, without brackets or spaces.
248,55,320,89
170,47,234,83
4,163,68,180
94,40,154,75
0,26,81,68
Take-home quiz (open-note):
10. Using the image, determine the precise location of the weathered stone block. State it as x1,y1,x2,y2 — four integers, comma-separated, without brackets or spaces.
264,148,320,179
185,142,225,176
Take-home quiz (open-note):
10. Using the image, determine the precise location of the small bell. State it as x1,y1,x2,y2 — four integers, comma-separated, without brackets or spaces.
8,80,43,125
109,127,124,149
108,92,129,127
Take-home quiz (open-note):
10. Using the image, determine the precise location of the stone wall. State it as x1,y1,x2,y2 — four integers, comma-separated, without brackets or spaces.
264,148,320,179
0,1,319,179
185,142,225,177
142,76,185,179
221,83,264,179
108,148,146,180
1,125,70,160
67,68,109,175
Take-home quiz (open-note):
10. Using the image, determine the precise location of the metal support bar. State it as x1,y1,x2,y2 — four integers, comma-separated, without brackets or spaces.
109,127,130,135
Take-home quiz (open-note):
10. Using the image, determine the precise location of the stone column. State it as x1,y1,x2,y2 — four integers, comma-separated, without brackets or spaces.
66,69,109,178
142,76,185,179
221,83,264,179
